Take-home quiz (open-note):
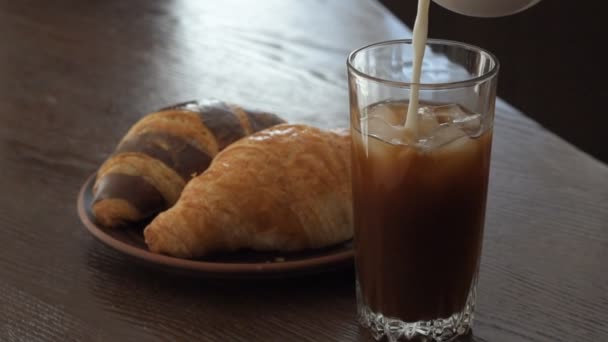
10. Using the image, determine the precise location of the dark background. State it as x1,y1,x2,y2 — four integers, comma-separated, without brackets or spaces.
380,0,607,163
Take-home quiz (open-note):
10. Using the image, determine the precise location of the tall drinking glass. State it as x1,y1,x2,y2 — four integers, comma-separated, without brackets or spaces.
348,39,498,341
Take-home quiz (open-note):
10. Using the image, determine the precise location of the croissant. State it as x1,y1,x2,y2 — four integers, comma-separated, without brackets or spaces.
144,124,352,258
92,100,285,227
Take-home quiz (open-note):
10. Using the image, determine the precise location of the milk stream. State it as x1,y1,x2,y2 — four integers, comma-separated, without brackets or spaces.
404,0,431,135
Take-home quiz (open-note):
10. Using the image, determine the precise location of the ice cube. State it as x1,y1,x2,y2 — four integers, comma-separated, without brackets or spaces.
418,123,468,149
453,114,482,136
416,106,441,138
365,103,403,125
418,104,483,138
429,104,467,124
362,115,410,145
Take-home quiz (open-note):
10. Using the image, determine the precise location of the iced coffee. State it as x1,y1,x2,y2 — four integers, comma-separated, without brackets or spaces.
348,35,498,340
352,100,492,323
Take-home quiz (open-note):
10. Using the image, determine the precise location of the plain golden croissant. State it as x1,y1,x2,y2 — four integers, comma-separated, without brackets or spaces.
92,100,285,227
144,124,352,258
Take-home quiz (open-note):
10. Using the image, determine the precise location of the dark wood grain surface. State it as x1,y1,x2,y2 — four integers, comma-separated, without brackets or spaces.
0,0,606,341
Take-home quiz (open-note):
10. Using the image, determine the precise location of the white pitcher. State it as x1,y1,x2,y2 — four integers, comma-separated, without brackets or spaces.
433,0,542,17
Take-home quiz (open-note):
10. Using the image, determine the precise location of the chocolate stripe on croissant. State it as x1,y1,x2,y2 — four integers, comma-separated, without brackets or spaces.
163,100,285,137
116,132,212,180
244,110,285,133
197,102,247,150
94,173,165,218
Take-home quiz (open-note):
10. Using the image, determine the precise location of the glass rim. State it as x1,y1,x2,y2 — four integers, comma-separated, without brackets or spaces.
347,39,500,90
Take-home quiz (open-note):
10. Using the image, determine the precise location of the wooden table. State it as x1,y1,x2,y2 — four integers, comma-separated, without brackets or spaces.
1,1,606,341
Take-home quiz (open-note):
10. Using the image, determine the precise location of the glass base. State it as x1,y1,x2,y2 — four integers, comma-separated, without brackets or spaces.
357,283,476,342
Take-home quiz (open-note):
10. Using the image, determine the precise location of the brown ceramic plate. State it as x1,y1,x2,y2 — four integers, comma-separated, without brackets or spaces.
77,174,354,278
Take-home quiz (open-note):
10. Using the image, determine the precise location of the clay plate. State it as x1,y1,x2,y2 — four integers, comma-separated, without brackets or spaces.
77,174,354,278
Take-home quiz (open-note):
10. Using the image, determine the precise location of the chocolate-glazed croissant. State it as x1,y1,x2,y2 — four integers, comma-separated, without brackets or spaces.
92,100,285,227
